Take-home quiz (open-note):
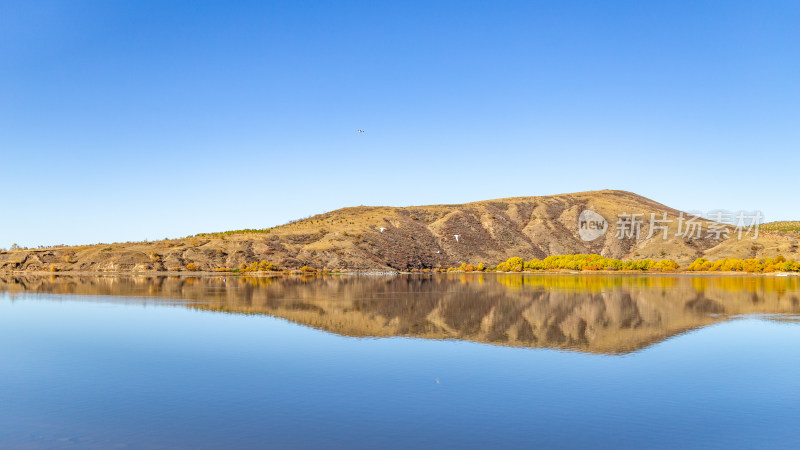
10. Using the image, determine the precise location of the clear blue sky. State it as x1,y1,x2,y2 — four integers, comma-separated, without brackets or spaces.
2,0,798,248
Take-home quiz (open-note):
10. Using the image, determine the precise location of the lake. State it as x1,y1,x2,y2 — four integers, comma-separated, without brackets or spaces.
1,274,799,448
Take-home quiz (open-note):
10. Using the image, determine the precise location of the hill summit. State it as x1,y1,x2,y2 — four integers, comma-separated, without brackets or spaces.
2,190,798,272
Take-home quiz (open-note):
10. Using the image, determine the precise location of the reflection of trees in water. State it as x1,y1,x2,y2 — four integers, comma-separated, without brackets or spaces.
1,274,799,354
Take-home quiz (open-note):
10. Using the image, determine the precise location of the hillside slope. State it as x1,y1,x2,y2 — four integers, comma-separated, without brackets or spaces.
2,190,798,272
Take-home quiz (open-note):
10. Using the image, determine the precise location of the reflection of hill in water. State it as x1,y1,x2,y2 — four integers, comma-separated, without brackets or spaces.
2,274,799,354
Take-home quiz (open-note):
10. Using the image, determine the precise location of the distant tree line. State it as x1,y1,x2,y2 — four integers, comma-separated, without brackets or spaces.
687,256,800,273
462,255,679,272
449,254,799,273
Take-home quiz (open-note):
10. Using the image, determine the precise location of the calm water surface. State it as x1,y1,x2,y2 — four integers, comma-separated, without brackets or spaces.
1,274,799,448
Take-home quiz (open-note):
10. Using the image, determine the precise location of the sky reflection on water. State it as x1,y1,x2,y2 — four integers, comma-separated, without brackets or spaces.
1,274,799,449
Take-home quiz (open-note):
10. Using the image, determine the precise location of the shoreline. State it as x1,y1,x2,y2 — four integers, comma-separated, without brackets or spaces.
2,269,798,277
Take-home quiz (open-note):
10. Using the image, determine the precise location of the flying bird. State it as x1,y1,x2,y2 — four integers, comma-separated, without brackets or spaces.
357,129,365,133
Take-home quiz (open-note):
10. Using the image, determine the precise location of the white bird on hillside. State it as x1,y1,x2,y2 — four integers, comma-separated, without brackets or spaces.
380,227,386,232
454,234,460,243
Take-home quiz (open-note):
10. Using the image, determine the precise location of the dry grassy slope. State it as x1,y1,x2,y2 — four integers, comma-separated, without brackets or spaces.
761,221,800,234
1,190,798,272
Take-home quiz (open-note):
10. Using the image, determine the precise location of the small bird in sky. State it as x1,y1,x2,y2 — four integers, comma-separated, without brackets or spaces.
357,129,365,133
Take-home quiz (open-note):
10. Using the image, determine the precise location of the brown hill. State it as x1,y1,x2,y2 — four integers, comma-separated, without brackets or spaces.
1,190,798,272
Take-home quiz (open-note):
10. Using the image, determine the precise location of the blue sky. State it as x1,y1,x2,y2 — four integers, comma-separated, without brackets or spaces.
2,0,798,248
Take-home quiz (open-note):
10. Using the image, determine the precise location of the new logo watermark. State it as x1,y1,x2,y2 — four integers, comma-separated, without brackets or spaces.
577,209,763,242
